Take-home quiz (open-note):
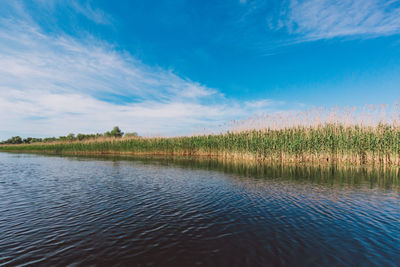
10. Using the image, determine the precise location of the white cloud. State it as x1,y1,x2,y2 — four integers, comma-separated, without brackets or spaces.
0,4,282,139
277,0,400,41
0,89,247,137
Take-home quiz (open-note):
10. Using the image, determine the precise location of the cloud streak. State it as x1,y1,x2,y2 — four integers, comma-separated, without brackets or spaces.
70,0,112,24
274,0,400,41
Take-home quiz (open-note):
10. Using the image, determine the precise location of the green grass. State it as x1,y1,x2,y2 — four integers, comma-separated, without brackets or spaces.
1,124,400,165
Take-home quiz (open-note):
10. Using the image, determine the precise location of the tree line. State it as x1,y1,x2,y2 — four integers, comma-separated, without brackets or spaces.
0,127,138,145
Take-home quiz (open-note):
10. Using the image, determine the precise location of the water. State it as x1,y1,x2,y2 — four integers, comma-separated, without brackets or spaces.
0,152,399,266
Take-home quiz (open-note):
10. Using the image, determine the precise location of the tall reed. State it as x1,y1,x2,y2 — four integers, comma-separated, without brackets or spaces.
1,104,400,166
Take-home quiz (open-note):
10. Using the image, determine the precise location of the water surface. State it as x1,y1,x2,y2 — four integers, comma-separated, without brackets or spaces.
0,152,399,266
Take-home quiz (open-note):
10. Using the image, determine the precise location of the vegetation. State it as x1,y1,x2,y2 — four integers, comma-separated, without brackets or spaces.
0,126,132,145
1,124,400,165
1,105,400,166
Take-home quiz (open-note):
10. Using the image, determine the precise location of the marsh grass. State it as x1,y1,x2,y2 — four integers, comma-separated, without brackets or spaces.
2,104,400,166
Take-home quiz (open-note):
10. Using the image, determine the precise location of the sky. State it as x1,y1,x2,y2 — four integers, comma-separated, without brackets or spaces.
0,0,400,139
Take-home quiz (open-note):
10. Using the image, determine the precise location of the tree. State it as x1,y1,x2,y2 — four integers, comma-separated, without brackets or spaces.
76,134,85,141
105,126,123,138
23,137,33,144
43,137,56,143
124,132,138,137
10,136,23,144
67,133,75,141
111,126,123,137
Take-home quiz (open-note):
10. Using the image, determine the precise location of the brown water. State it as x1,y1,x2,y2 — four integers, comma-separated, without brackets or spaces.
0,152,399,266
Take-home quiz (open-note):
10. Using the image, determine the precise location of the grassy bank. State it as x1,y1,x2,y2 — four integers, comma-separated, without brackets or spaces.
1,124,400,166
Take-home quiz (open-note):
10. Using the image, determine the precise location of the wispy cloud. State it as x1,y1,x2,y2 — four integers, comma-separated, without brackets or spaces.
244,99,276,109
274,0,400,41
237,0,400,48
0,2,284,139
70,0,112,25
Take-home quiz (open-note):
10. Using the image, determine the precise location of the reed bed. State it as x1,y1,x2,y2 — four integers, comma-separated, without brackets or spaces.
1,104,400,166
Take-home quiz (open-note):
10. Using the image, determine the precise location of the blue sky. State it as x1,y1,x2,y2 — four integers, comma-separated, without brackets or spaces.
1,0,400,139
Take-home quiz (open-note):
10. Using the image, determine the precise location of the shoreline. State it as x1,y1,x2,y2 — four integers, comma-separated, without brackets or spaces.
2,125,400,167
1,148,400,168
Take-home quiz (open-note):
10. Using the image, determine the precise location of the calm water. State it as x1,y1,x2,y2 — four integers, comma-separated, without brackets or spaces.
0,153,399,266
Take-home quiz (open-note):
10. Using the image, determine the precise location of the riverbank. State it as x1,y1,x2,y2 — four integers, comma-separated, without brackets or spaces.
1,124,400,166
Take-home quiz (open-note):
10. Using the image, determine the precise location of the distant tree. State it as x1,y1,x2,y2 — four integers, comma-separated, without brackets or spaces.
0,128,126,145
10,136,23,144
105,126,123,138
76,134,85,141
43,137,56,143
67,133,75,141
112,126,123,137
124,132,138,138
23,137,33,144
1,136,44,144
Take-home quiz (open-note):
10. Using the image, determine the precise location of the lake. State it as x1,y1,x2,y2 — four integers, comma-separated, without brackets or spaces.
0,152,399,266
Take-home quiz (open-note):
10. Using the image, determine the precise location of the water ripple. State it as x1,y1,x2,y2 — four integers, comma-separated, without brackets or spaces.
0,153,399,266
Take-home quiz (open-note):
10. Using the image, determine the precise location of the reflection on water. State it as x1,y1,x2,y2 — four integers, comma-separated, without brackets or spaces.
0,152,399,266
125,155,400,190
55,153,400,191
